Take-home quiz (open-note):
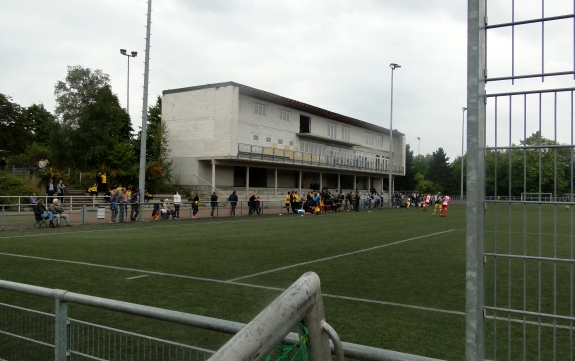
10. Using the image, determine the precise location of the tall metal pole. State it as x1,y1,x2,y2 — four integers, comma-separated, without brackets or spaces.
138,0,152,220
388,63,400,208
461,107,467,200
417,137,420,156
127,56,130,113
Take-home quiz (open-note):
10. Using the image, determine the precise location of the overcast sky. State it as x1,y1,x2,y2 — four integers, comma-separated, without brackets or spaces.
1,0,573,161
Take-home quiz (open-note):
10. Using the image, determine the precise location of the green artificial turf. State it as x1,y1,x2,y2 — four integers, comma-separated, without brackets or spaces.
0,204,573,360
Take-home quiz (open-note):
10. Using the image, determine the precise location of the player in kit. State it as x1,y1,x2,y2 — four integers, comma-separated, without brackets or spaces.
440,195,451,217
433,192,443,215
423,193,432,212
285,192,291,214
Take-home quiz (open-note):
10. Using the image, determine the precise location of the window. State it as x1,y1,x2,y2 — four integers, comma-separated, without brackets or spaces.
377,135,383,146
328,122,337,139
279,109,290,121
289,141,294,146
253,135,259,141
342,126,350,142
278,139,283,145
255,103,267,116
366,132,373,145
266,137,272,143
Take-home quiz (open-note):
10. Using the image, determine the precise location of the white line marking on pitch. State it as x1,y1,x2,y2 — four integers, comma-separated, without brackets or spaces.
227,229,457,282
126,275,149,280
0,251,463,317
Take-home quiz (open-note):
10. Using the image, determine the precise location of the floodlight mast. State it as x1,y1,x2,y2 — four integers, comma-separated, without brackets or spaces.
461,107,467,200
388,63,400,208
120,48,138,114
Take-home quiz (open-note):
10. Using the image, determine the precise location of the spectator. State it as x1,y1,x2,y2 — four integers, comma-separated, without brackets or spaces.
162,199,177,220
210,192,218,217
248,194,256,216
0,157,6,171
130,189,140,221
34,200,55,228
49,199,71,227
29,193,38,204
46,178,55,203
96,172,102,192
119,188,128,223
228,190,238,216
57,179,65,203
101,172,107,193
173,191,181,219
88,183,98,196
109,189,119,223
192,192,200,219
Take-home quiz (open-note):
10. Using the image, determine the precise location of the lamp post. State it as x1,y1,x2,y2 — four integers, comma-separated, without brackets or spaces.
417,137,420,156
388,63,400,208
461,107,467,200
120,49,138,114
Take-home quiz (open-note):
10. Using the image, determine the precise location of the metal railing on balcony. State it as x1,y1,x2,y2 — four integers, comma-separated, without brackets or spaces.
237,144,404,175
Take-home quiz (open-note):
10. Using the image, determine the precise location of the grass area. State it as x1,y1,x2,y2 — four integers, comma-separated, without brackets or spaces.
0,204,573,360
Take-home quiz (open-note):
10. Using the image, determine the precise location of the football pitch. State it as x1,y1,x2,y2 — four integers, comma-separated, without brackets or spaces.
0,204,572,360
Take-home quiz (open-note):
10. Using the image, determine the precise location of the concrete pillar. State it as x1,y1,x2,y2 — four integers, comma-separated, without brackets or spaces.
337,174,341,191
274,168,278,197
299,171,302,196
353,175,357,191
246,166,250,197
211,160,216,193
367,176,371,193
319,172,322,191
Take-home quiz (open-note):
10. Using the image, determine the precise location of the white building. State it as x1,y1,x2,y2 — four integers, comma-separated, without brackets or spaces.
162,81,405,198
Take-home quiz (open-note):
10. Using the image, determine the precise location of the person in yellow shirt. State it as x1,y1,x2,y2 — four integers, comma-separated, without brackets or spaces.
293,191,300,213
101,173,107,192
285,192,291,214
88,183,98,196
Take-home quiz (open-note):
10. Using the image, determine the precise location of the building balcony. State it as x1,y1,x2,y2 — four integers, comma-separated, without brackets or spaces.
237,143,404,175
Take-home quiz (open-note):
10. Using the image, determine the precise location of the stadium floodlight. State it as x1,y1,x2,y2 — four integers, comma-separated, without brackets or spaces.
388,63,400,208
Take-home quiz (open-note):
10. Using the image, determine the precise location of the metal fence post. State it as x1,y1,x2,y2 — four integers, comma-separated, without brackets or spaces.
55,297,70,361
18,196,21,214
82,203,86,225
1,205,4,231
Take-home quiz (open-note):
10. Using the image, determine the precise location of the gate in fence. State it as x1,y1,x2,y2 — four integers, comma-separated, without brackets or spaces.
467,0,575,360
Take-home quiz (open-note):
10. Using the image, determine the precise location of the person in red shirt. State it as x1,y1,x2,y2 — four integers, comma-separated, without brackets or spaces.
440,195,451,217
423,193,432,212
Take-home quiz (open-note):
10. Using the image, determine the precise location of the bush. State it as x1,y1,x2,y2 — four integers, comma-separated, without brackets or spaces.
0,176,42,204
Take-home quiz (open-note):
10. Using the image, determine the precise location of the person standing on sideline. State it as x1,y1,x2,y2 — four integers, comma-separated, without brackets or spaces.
95,172,102,193
46,178,55,203
248,194,256,215
101,172,107,193
109,189,119,223
228,190,238,216
57,179,65,203
210,192,218,217
130,189,140,221
354,191,360,212
173,191,181,219
192,192,200,219
285,192,291,214
118,188,128,222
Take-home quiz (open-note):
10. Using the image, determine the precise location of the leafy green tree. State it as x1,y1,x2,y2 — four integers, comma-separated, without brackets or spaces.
54,65,110,125
414,173,437,194
0,94,25,153
21,103,57,145
412,154,430,178
51,85,132,169
395,143,416,191
428,147,451,192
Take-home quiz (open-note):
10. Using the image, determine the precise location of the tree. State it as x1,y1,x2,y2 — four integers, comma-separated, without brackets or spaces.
54,65,111,126
21,103,57,145
51,85,132,169
428,147,451,192
146,96,170,166
0,94,25,153
395,143,416,191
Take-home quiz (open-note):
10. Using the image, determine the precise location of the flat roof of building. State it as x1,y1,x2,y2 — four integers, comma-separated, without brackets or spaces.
162,81,404,136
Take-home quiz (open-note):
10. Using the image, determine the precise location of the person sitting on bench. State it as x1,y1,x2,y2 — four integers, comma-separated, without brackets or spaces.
34,200,55,228
49,199,71,227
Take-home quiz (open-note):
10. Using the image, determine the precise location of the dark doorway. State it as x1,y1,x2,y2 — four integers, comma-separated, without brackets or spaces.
233,166,246,187
300,115,310,133
249,167,268,187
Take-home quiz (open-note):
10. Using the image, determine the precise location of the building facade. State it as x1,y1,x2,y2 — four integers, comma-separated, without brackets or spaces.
162,81,405,198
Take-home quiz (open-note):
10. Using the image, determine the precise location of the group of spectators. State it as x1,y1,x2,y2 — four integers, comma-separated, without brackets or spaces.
33,198,72,228
283,189,387,215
